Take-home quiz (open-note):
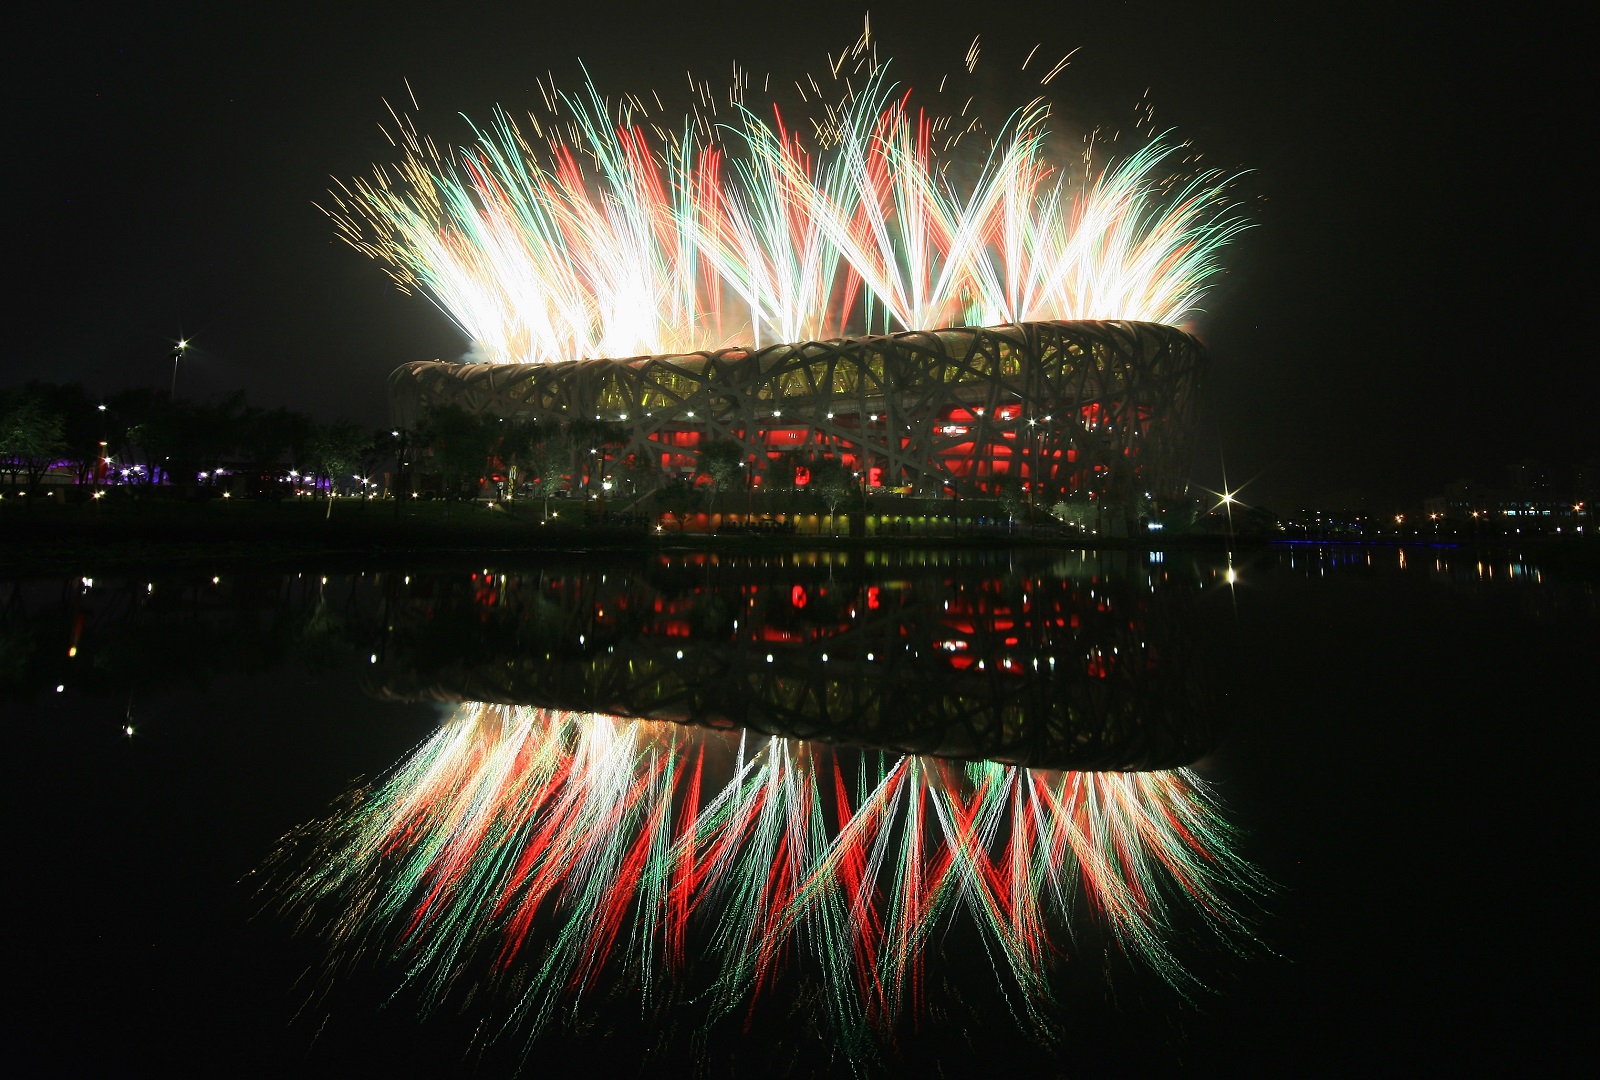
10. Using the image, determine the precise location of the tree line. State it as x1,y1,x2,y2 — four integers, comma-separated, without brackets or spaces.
1,381,920,528
0,381,382,497
407,404,872,522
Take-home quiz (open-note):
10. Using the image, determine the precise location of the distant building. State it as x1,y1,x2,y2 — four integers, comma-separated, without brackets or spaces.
1422,462,1588,534
1507,458,1550,497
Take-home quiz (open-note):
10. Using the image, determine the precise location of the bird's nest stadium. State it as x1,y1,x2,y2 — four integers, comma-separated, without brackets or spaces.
389,319,1205,514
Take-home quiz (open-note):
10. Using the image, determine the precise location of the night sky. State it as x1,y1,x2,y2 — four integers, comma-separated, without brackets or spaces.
9,1,1589,511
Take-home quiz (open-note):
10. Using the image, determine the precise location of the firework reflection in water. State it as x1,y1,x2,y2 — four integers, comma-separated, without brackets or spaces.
326,32,1248,364
274,703,1265,1057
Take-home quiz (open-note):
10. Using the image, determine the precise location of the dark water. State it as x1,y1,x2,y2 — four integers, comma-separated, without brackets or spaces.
8,544,1594,1075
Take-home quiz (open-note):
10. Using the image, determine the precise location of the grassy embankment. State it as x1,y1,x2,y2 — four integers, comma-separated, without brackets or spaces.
1,490,1208,573
0,495,652,572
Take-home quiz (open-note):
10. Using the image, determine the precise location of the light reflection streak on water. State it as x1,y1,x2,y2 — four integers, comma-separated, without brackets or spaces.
1276,544,1549,588
275,703,1265,1053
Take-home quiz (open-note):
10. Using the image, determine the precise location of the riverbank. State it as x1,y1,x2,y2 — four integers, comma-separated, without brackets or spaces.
0,494,1206,572
3,495,1592,576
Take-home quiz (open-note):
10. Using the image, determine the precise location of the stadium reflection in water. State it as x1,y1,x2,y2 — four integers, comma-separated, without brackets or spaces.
271,550,1267,1059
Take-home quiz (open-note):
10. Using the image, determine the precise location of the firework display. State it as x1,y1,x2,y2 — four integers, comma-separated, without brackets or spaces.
277,702,1265,1057
331,52,1245,364
342,34,1242,506
290,29,1261,1056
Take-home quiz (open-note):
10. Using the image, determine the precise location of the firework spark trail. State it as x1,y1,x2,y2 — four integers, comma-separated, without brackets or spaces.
277,704,1262,1050
699,107,847,346
330,48,1248,364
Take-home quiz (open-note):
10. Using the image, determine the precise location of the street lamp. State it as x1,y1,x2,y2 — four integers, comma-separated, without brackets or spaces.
390,428,409,514
170,339,189,398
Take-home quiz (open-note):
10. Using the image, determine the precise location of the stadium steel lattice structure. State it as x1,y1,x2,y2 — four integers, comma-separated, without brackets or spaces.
389,318,1205,507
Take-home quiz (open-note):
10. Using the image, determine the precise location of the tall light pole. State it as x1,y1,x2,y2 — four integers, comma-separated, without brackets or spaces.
169,339,189,399
391,428,410,519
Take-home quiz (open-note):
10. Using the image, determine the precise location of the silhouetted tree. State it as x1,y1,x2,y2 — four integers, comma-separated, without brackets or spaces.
24,382,102,484
696,438,744,517
771,450,808,494
655,476,700,532
417,404,498,499
520,430,570,520
609,451,660,508
809,457,854,535
307,419,372,517
565,418,629,498
108,388,169,484
240,405,314,488
0,392,67,494
116,393,246,487
1050,496,1095,534
996,475,1025,531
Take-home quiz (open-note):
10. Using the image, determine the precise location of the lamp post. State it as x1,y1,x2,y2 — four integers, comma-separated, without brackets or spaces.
169,339,189,399
391,429,408,519
1025,415,1045,524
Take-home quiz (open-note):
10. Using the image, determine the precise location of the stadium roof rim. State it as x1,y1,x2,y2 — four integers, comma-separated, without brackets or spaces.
396,318,1194,373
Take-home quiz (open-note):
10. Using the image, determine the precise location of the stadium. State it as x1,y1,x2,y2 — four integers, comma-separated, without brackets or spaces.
389,318,1206,522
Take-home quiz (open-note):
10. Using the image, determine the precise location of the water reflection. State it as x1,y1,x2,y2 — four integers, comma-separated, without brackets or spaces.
5,549,1275,1061
12,542,1594,1068
1271,542,1596,618
274,701,1264,1058
9,545,1582,710
370,550,1219,771
1279,542,1554,584
254,550,1268,1061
